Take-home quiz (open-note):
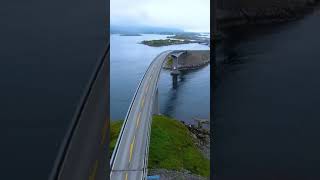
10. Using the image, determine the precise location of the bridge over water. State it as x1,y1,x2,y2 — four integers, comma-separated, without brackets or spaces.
110,50,204,180
48,48,207,180
110,50,173,180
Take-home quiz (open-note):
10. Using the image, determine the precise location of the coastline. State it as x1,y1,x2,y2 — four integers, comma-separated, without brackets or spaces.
163,50,210,70
110,115,210,179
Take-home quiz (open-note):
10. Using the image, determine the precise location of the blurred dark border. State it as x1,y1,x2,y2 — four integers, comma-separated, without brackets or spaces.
0,0,110,179
210,0,216,179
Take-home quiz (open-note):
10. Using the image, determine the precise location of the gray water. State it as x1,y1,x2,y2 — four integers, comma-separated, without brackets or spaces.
214,10,320,179
110,34,210,125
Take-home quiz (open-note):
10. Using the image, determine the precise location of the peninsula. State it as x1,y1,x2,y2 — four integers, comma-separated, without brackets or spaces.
141,39,192,47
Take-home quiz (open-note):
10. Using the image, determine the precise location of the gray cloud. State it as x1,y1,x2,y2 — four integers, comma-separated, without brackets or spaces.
111,0,210,32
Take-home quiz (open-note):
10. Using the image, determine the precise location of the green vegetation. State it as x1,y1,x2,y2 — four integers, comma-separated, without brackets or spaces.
149,115,209,177
120,33,142,36
110,120,123,156
167,34,196,40
141,39,192,47
166,56,173,67
110,115,209,177
167,32,203,40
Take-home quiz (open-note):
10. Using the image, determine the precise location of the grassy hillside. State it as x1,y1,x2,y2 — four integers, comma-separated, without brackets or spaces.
110,115,209,177
110,120,123,156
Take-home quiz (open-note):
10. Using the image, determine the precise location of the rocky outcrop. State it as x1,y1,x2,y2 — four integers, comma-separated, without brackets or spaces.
180,120,210,160
148,169,208,180
163,50,210,70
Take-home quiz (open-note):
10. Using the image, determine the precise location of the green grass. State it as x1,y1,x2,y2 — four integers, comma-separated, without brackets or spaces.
110,115,209,177
166,56,173,67
141,39,191,47
110,120,123,156
167,33,200,40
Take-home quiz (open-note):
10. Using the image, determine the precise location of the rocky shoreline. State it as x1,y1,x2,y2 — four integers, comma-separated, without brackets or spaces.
141,39,193,47
148,120,210,180
148,169,207,180
181,120,210,159
163,60,210,71
163,50,210,70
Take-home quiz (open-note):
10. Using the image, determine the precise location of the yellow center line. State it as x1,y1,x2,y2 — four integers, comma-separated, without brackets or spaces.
141,96,145,107
129,135,136,162
136,111,141,128
125,172,128,180
100,119,109,145
88,160,99,180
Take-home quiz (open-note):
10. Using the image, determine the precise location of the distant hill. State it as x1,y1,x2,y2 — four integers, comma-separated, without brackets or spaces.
110,25,184,34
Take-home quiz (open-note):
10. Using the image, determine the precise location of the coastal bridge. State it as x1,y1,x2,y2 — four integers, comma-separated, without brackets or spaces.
110,50,187,180
170,51,186,75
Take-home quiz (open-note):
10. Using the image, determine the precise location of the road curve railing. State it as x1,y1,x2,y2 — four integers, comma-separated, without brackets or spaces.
142,51,171,178
110,50,173,168
110,50,192,180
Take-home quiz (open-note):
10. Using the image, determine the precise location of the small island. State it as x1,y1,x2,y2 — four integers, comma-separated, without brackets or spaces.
141,32,210,47
120,33,142,36
167,33,200,40
141,39,192,47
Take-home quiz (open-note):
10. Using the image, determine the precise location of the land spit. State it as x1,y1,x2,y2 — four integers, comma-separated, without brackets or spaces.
163,50,210,70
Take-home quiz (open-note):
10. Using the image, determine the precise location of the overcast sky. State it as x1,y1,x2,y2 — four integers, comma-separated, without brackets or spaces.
110,0,210,32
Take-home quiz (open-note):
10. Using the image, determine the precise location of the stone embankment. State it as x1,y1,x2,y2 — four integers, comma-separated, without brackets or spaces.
163,50,210,70
148,169,208,180
180,119,210,160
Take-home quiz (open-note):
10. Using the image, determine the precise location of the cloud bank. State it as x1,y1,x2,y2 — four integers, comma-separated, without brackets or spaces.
111,0,210,32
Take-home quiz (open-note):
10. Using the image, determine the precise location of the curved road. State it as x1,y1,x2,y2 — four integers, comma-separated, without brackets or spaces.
49,49,110,180
110,50,173,180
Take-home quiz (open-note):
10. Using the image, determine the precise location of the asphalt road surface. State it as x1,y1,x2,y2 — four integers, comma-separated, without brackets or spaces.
110,50,173,180
50,50,109,180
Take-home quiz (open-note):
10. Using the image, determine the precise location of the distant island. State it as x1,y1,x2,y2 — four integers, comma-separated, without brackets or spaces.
110,25,184,34
120,33,142,36
141,32,210,47
141,39,192,47
167,33,203,41
110,24,210,47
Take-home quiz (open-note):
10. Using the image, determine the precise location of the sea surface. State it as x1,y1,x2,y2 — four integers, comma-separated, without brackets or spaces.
110,34,210,125
214,10,320,178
